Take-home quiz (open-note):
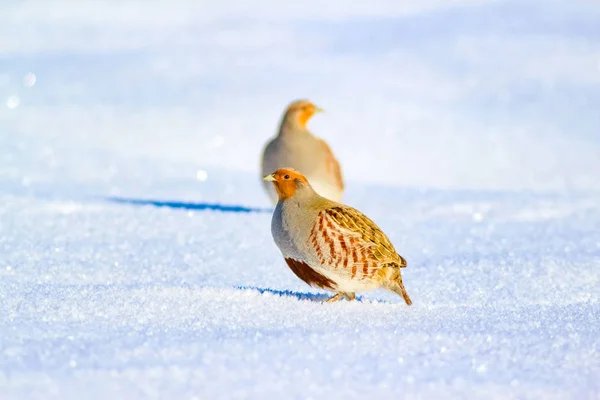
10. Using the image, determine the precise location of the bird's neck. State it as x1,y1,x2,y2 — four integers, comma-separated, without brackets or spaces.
279,187,326,210
278,116,312,138
277,192,326,247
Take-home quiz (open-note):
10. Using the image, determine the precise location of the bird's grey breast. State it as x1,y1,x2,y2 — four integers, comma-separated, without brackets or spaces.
281,134,324,172
271,201,305,259
271,202,292,253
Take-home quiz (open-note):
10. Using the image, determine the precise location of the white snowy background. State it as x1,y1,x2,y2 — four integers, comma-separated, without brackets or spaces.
1,0,599,399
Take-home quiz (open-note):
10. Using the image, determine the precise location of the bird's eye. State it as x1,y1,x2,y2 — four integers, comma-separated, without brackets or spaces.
284,174,290,180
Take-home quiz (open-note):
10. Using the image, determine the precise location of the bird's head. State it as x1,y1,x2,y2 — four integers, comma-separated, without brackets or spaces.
262,168,310,201
282,99,324,129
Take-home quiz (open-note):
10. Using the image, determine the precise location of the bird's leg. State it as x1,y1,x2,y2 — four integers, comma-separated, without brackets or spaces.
325,293,344,303
325,292,356,303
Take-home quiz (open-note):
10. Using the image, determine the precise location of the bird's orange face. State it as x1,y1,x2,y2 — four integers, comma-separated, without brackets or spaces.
263,168,308,200
285,100,324,128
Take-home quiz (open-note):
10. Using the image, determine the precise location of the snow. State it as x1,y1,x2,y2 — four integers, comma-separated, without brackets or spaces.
1,0,600,399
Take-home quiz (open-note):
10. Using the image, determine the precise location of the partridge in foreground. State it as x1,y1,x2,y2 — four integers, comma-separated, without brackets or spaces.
261,99,344,205
263,167,412,305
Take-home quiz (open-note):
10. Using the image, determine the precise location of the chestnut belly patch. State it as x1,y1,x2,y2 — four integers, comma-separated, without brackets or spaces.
284,258,335,290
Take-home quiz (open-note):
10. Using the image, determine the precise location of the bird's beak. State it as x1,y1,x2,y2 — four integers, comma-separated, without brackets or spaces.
313,105,324,113
262,174,276,182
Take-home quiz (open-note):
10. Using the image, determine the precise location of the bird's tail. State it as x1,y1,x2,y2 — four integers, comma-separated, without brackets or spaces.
398,255,408,268
385,267,412,306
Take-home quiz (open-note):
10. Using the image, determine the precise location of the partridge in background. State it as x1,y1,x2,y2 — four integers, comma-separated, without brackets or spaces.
263,167,412,305
261,99,344,205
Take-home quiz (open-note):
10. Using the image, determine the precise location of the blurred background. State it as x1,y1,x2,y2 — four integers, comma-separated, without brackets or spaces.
1,0,599,205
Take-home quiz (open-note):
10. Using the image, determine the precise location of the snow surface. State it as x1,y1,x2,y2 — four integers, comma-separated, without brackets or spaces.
1,1,600,399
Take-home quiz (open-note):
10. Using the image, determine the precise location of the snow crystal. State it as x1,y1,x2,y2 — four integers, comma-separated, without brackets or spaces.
5,95,19,109
23,73,37,88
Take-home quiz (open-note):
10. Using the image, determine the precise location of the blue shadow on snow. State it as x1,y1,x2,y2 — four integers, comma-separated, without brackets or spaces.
236,286,365,303
106,196,272,214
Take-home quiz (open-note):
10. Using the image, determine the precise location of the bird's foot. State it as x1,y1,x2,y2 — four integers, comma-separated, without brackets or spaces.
325,292,356,303
325,293,343,303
